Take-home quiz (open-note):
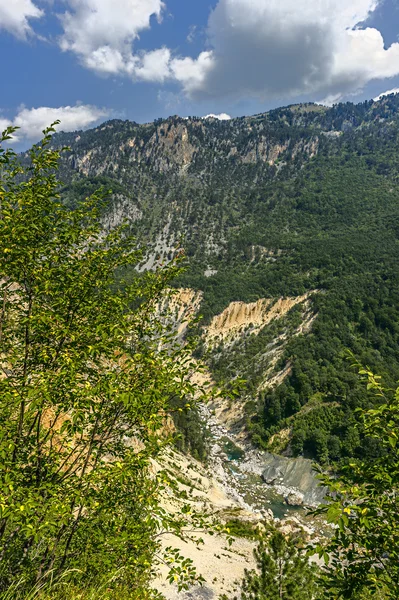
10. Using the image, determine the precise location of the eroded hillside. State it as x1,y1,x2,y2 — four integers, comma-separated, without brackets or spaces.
205,294,312,346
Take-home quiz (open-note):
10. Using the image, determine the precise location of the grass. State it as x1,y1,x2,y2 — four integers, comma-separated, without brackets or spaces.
225,518,261,541
0,571,162,600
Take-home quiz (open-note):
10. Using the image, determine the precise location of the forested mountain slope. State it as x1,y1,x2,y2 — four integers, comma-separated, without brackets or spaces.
49,94,399,463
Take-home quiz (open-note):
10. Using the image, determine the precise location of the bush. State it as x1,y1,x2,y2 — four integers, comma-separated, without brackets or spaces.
0,125,204,597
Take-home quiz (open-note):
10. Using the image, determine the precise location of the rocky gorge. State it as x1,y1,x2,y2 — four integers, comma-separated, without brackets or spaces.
157,397,328,599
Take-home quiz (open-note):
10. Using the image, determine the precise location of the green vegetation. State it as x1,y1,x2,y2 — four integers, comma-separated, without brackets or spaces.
239,526,321,600
232,363,399,600
0,126,206,598
224,518,260,541
169,397,209,462
243,143,399,461
315,366,399,598
3,95,399,596
48,95,399,463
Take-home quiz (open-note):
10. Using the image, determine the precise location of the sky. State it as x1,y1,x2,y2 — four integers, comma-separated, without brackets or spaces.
1,0,399,145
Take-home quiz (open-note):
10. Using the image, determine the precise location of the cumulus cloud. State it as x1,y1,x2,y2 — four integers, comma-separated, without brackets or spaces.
1,104,109,142
134,48,172,82
374,88,399,101
0,0,44,39
0,118,12,134
203,113,231,120
20,0,399,105
172,0,399,102
58,0,167,79
170,52,214,95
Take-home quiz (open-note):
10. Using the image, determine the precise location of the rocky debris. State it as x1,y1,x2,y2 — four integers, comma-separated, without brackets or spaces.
204,268,218,277
157,288,203,338
157,530,255,600
179,586,215,599
279,516,316,539
262,508,275,520
285,492,304,506
200,401,327,512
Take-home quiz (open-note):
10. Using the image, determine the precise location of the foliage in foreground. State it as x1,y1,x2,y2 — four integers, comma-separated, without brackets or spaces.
315,365,399,599
0,125,207,597
0,571,159,600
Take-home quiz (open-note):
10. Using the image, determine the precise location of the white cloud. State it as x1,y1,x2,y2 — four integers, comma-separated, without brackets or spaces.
134,48,172,82
41,0,399,105
332,27,399,88
374,88,399,101
2,104,109,142
170,51,214,95
58,0,167,78
84,46,131,75
0,118,12,134
170,0,399,102
203,113,231,120
0,0,43,39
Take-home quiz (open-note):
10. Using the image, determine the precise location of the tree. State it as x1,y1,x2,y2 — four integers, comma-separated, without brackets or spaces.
241,526,321,600
0,125,205,597
315,365,399,599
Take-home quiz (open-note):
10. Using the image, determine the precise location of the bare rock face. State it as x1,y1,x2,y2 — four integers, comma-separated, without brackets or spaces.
262,463,284,485
205,293,313,348
261,454,327,507
178,586,215,599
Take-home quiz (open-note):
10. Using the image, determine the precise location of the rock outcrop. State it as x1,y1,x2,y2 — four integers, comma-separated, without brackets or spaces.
261,453,327,507
205,293,313,347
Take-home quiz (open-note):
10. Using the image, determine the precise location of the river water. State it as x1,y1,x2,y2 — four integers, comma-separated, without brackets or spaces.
201,404,315,522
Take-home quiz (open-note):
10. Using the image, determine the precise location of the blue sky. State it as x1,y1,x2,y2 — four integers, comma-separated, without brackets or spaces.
1,0,399,145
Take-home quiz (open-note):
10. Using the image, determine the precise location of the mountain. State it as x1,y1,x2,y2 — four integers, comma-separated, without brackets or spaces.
50,94,399,464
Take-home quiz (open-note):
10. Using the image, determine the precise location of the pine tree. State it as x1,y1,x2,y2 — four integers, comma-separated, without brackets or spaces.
315,364,399,599
241,527,320,600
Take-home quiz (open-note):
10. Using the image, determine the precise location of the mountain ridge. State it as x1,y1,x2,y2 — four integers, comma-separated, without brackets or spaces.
51,93,399,463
